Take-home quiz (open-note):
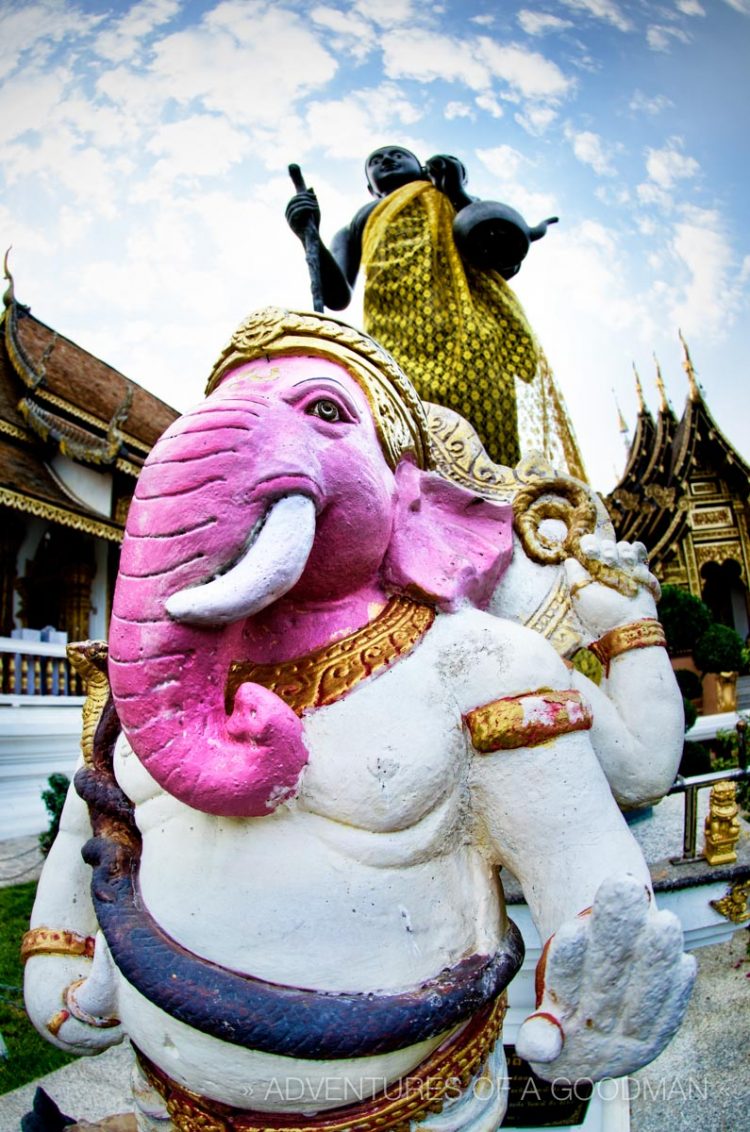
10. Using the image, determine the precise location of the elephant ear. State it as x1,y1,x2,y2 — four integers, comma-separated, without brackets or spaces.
382,461,514,612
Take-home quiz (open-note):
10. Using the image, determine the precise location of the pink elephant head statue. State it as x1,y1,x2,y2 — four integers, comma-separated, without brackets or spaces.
109,308,514,818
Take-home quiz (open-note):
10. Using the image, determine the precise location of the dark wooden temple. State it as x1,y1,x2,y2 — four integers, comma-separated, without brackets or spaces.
606,338,750,640
0,265,177,643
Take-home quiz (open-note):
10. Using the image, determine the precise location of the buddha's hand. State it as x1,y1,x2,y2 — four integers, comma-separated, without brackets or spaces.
565,536,661,639
285,189,321,237
424,154,466,196
516,876,695,1084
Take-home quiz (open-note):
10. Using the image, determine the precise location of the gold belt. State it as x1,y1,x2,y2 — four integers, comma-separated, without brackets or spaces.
135,991,507,1132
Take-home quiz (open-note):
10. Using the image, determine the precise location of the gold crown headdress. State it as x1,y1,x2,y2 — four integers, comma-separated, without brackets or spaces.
205,307,431,471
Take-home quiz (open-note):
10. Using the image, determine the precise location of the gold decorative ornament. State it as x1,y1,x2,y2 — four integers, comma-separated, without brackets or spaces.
66,641,111,766
588,620,667,674
228,597,434,716
710,880,750,924
21,927,96,964
205,307,431,473
136,993,507,1132
46,1009,70,1037
465,689,593,753
703,780,741,866
523,574,582,658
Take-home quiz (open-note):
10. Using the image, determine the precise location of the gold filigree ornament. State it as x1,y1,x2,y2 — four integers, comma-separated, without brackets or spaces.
66,640,110,766
228,597,434,716
710,880,750,924
136,992,508,1132
204,307,432,473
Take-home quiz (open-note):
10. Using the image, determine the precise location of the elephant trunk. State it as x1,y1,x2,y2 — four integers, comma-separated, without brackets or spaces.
108,400,317,816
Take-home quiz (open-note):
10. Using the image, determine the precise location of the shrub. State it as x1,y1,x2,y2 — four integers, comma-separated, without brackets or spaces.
675,669,702,701
679,740,711,777
38,773,70,857
657,585,712,655
693,624,745,675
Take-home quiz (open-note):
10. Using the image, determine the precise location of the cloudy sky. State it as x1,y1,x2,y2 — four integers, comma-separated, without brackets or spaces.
2,0,748,489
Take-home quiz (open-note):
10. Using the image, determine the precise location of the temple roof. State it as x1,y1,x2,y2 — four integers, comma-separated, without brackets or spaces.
1,267,178,541
605,342,750,564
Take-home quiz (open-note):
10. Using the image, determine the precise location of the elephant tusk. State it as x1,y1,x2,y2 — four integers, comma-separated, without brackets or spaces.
165,494,316,626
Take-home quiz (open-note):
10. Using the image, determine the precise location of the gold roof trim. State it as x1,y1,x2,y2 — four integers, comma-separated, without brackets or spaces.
0,418,29,442
0,487,123,542
30,387,150,456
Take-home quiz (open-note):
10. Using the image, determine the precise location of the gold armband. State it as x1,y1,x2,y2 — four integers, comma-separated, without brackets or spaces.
588,619,666,673
465,689,592,754
21,927,96,964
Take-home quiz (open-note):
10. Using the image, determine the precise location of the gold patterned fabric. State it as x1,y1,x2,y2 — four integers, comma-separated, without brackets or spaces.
362,182,538,467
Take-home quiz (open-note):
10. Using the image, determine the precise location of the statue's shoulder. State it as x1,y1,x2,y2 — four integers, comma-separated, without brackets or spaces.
430,606,568,681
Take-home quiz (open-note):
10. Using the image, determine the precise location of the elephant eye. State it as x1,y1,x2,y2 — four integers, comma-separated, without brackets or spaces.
308,398,342,423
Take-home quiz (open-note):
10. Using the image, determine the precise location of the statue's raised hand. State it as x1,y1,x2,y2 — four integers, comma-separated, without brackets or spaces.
285,189,321,239
516,876,695,1083
425,154,466,198
565,536,661,640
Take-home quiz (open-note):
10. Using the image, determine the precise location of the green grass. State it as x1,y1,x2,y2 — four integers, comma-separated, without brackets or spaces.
0,881,79,1095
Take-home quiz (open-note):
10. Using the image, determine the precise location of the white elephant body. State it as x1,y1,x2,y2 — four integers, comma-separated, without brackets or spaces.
29,605,669,1115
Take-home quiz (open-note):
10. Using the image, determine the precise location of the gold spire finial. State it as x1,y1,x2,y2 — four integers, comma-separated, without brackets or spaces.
613,389,630,450
678,329,700,401
3,247,14,309
632,362,646,413
653,353,670,413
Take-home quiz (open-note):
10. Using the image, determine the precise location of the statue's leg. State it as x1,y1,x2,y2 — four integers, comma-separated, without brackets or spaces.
415,1039,508,1132
131,1058,172,1131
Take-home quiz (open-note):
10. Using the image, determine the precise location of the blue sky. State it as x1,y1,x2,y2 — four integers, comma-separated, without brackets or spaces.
1,0,748,490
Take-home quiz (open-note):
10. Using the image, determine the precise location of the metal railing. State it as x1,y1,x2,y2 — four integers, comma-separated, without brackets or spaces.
0,636,84,700
669,719,748,865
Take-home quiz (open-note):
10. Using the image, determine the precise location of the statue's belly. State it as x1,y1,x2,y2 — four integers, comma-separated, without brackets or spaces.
135,802,503,991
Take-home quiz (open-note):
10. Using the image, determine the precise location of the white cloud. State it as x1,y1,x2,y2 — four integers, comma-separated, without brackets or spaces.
352,0,416,27
477,39,572,101
148,3,339,128
646,24,690,50
558,0,632,31
0,2,100,82
667,207,741,336
0,68,71,146
2,128,121,218
566,128,616,175
145,114,250,182
444,101,474,120
474,146,558,220
629,90,672,115
381,30,490,89
309,5,375,60
475,94,504,118
304,86,423,161
515,105,558,135
470,14,495,26
675,0,705,14
517,10,573,35
722,0,750,12
94,0,180,64
644,139,699,189
475,145,528,182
